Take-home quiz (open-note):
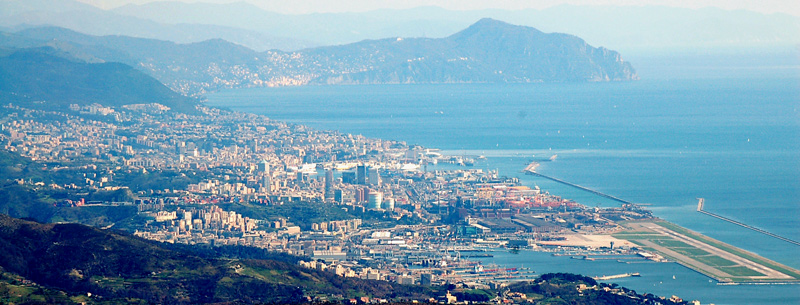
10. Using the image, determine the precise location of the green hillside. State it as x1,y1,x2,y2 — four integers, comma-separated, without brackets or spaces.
0,214,437,304
0,48,198,114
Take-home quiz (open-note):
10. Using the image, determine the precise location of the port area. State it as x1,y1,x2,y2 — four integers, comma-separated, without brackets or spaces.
613,220,800,284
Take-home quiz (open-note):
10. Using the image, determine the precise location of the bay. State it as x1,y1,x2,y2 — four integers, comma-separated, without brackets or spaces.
207,75,800,304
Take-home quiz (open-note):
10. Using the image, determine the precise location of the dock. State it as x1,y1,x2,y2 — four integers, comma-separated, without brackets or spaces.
696,198,800,247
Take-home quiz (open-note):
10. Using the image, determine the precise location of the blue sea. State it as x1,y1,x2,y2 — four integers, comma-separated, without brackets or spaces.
207,58,800,304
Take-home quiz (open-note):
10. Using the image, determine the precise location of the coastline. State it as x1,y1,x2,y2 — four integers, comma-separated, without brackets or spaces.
205,79,800,304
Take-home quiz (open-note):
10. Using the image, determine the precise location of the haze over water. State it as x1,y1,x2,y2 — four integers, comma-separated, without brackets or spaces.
207,58,800,304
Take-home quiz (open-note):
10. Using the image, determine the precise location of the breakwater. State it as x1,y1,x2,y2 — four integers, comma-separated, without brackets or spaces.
696,198,800,247
523,166,632,205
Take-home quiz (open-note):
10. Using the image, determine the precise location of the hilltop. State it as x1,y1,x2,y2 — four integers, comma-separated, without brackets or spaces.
307,18,637,84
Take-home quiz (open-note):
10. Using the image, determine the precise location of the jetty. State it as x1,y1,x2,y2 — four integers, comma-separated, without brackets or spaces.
523,161,540,173
696,198,800,247
523,168,632,205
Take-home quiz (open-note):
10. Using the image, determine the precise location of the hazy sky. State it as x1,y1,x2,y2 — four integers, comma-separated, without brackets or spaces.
76,0,799,16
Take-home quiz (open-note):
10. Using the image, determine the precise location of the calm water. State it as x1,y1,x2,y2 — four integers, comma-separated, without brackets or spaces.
207,74,800,304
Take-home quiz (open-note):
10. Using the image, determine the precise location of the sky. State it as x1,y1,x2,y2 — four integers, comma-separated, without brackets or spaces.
76,0,800,16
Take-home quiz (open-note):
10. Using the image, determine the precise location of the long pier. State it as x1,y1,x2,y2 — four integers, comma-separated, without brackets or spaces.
696,198,800,247
523,167,632,205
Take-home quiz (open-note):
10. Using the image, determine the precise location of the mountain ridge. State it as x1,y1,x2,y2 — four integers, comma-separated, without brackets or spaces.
1,0,314,51
0,47,199,113
305,18,637,84
3,0,792,53
1,19,637,95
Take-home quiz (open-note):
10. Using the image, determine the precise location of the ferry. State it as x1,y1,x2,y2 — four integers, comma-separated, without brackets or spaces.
593,272,641,280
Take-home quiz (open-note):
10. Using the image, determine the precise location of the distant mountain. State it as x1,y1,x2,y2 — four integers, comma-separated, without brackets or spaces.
4,1,797,53
0,214,436,304
0,0,97,17
108,2,800,52
306,18,637,84
3,27,267,96
2,20,636,95
0,0,313,51
0,48,199,113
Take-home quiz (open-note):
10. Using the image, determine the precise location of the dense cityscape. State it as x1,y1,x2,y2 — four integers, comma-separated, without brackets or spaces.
2,1,798,304
0,100,683,303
